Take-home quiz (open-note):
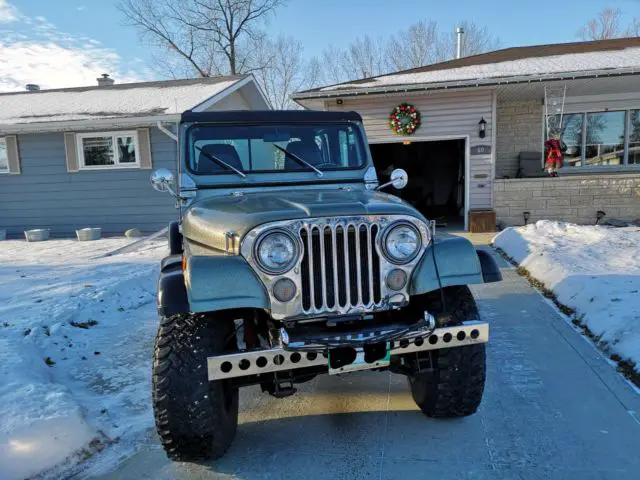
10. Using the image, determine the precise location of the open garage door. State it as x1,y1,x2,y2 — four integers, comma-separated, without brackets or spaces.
370,139,467,230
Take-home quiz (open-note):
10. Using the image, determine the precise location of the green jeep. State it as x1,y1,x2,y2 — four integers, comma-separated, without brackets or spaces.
150,110,501,461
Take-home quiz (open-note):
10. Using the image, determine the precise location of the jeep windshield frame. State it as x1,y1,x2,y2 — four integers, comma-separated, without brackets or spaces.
184,122,368,177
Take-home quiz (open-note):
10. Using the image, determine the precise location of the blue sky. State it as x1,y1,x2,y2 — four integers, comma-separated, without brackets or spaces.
1,0,639,91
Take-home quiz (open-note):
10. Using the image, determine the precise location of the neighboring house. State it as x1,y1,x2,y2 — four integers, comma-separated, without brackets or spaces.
293,38,640,230
0,74,269,237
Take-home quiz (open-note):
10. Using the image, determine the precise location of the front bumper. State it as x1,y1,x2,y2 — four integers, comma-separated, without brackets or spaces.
207,321,488,381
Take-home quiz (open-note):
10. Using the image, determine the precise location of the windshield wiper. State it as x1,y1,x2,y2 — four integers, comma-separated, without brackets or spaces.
273,144,323,178
194,145,246,178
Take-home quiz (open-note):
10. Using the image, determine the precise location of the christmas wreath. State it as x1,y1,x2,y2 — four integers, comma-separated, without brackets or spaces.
389,103,421,135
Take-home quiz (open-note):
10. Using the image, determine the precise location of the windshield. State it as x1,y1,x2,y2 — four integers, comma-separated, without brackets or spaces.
187,123,367,175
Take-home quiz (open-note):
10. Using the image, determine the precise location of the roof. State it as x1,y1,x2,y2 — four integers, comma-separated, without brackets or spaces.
180,109,362,124
294,37,640,99
0,75,247,128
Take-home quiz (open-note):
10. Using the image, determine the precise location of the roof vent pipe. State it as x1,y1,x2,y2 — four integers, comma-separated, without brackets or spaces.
25,84,40,92
456,27,465,59
97,74,115,87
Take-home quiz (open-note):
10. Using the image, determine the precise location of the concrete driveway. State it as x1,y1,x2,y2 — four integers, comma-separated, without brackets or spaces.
95,252,640,480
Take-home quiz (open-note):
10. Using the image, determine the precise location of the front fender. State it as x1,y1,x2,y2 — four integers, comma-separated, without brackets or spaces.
184,254,270,313
410,236,484,295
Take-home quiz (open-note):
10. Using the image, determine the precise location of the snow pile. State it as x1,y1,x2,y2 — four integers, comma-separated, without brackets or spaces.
320,46,640,91
0,77,239,125
0,238,166,479
493,221,640,373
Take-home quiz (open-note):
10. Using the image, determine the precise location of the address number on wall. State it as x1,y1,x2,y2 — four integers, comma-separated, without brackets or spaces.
470,145,492,155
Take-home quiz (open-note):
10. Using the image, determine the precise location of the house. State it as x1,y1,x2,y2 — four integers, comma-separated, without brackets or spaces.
293,37,640,231
0,74,269,237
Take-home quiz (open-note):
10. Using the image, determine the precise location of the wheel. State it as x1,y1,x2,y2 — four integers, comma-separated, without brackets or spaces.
152,313,239,461
408,286,486,418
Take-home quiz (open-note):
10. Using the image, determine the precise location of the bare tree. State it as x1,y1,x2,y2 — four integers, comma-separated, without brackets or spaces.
438,21,500,61
254,35,319,109
118,0,285,76
578,8,623,40
387,20,439,71
625,17,640,37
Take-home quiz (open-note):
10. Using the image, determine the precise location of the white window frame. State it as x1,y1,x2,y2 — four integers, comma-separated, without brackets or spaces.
76,131,140,170
0,137,8,174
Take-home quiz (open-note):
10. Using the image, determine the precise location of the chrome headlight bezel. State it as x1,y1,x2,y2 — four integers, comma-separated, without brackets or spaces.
253,229,300,274
381,221,423,264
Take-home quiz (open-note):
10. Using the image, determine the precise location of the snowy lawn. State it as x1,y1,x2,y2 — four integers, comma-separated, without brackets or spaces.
493,221,640,377
0,238,166,480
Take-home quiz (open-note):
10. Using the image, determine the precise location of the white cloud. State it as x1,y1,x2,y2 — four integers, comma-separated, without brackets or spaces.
0,2,152,92
0,0,19,22
77,6,86,11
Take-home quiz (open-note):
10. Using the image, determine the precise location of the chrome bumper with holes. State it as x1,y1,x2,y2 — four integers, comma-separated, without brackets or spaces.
207,321,488,381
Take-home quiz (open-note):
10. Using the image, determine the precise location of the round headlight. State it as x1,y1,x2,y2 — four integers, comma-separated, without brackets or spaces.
383,223,421,264
255,231,298,273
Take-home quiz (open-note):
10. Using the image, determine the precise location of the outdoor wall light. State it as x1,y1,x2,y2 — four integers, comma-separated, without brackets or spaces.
336,98,344,105
478,117,487,138
523,211,530,225
596,210,606,225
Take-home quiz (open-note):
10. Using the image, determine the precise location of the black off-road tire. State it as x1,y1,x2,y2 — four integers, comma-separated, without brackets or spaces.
152,313,239,461
408,285,486,418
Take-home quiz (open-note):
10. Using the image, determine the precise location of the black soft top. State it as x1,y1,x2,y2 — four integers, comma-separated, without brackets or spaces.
180,109,363,124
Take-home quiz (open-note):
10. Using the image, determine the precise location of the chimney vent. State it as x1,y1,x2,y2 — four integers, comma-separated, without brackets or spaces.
456,27,465,59
97,74,115,87
25,84,40,92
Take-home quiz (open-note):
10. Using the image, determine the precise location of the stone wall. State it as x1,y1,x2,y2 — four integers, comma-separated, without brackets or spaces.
494,174,640,226
495,99,543,179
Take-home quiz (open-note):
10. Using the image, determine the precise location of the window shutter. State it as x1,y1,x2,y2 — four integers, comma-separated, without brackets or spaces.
5,135,20,174
64,133,79,172
137,128,152,169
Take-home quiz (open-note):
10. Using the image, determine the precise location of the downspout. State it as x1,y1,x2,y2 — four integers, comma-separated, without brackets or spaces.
157,120,178,142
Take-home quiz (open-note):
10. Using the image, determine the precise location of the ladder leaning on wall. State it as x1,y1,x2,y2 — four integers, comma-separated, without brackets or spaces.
544,85,567,140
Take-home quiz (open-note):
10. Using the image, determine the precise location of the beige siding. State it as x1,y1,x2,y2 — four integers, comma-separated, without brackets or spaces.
207,91,252,111
325,90,495,211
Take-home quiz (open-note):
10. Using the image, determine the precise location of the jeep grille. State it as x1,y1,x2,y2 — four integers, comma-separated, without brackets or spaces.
299,223,381,312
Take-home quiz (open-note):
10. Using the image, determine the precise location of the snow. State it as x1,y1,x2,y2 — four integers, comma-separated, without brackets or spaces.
0,238,166,479
320,47,640,92
493,221,640,374
0,78,240,125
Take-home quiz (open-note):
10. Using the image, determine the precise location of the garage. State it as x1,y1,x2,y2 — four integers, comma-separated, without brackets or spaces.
370,138,467,229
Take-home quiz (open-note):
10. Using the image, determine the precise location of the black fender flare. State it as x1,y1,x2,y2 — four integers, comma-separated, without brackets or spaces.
168,221,183,255
157,255,189,316
476,249,502,283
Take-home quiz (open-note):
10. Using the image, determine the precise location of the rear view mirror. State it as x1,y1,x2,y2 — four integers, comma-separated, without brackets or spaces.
376,168,408,191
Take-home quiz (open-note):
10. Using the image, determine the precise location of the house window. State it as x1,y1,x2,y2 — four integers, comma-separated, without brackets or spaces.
585,111,625,166
77,131,139,169
548,109,639,170
629,110,640,165
0,138,8,173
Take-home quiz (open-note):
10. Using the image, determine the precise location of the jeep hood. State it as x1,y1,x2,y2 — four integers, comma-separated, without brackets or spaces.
182,189,424,252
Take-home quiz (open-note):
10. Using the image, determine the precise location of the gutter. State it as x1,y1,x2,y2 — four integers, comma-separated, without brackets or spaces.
0,114,181,135
292,67,640,101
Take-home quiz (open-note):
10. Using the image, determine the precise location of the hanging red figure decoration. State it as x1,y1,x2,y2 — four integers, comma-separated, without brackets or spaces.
544,138,564,176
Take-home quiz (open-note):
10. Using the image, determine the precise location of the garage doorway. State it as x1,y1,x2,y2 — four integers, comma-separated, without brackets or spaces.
370,139,467,229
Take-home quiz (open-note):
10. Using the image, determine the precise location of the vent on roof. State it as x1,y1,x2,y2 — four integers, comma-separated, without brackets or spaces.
25,84,40,92
456,27,465,59
97,74,115,87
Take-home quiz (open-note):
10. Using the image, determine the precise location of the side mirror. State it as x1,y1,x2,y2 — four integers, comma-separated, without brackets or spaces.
376,168,408,191
150,168,177,196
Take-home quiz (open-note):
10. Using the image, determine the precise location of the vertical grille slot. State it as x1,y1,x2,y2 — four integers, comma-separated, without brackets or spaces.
299,221,381,313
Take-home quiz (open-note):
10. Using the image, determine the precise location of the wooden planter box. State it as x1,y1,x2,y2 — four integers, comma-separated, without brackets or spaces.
469,209,496,233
